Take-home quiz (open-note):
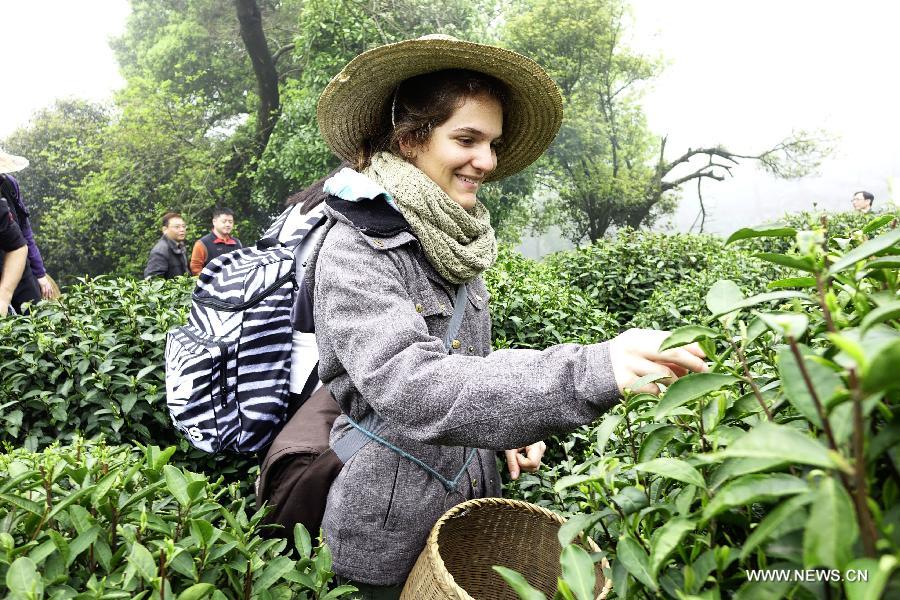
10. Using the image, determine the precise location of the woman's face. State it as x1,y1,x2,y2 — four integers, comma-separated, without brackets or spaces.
403,93,503,210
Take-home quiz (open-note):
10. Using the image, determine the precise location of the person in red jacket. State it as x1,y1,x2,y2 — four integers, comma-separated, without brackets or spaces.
189,207,243,275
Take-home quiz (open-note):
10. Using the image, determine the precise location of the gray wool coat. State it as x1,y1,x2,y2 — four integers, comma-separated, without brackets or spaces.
311,202,621,586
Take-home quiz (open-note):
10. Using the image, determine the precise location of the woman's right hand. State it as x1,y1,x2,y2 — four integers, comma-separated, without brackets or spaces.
608,328,707,395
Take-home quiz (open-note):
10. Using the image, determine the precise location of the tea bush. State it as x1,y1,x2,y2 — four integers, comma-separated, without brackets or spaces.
485,245,620,349
0,438,354,599
501,213,900,599
0,276,192,451
542,231,725,322
0,276,256,487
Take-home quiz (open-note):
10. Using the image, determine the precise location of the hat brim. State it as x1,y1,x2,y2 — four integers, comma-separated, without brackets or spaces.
0,151,29,174
317,37,563,182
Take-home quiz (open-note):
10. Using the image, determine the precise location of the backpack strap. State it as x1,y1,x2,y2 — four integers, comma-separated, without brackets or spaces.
331,282,478,492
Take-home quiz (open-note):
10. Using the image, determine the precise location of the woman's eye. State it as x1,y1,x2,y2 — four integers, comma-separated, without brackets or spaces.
457,137,474,146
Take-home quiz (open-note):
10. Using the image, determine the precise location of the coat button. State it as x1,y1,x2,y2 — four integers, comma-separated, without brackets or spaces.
415,303,424,313
439,303,446,312
475,294,482,302
451,339,461,349
372,239,384,248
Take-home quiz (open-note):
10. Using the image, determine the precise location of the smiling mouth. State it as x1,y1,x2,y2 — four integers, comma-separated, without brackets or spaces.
457,174,482,186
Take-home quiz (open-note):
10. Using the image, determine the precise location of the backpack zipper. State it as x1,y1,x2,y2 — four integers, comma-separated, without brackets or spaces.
194,270,296,312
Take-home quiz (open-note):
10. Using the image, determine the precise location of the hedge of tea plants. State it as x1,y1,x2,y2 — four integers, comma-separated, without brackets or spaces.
501,212,900,599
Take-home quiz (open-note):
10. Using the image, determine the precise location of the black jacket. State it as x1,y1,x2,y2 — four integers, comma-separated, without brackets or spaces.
143,235,188,279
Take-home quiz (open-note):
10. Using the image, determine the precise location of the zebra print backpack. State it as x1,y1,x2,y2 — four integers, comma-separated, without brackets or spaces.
164,206,325,453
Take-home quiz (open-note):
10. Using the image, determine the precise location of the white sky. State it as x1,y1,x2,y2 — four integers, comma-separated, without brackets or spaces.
2,0,898,237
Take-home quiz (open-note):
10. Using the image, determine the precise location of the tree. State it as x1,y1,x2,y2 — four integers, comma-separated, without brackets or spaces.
1,100,111,230
505,0,829,243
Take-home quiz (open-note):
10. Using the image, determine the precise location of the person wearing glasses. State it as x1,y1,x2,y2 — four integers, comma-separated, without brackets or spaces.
143,212,189,279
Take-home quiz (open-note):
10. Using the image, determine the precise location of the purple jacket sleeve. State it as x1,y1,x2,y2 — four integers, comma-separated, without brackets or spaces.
21,221,46,279
2,175,46,278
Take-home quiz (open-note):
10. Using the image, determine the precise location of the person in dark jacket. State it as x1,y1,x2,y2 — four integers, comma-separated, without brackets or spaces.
189,206,243,275
0,149,53,312
310,35,708,596
143,212,189,279
0,196,28,316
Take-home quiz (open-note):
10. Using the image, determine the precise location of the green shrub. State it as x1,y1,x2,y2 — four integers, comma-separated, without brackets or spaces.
0,276,256,487
0,276,192,451
0,438,354,599
629,251,783,330
542,230,724,321
500,213,900,599
485,245,620,349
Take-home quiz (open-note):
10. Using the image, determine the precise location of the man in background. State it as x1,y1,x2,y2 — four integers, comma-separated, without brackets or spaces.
852,191,874,213
144,212,189,279
189,207,243,275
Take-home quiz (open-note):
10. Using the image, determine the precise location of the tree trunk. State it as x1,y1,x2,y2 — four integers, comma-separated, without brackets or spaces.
235,0,280,153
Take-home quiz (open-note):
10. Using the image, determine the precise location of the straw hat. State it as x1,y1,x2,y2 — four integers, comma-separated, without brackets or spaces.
317,34,563,182
0,149,29,174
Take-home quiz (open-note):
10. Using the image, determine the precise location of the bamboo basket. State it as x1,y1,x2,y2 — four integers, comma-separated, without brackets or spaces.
401,498,612,600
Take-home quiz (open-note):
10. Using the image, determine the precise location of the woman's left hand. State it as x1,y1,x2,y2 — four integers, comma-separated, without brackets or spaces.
37,277,54,300
504,441,547,480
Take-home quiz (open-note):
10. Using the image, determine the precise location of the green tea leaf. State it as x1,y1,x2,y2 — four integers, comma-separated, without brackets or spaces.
129,542,157,583
611,486,649,515
554,474,603,493
863,339,900,393
758,312,809,339
862,213,896,234
492,566,547,600
164,465,191,507
706,280,744,316
844,554,899,600
829,227,900,275
709,457,786,490
5,557,43,598
767,276,818,290
616,536,657,592
710,290,809,318
860,300,900,334
293,523,312,560
637,425,678,463
560,544,596,600
649,517,694,577
753,253,816,272
177,583,215,600
804,476,858,570
740,493,813,560
658,326,721,351
254,555,296,590
716,423,838,469
558,513,604,548
594,413,623,456
776,345,843,427
635,457,706,489
704,474,808,520
725,224,796,245
865,254,900,269
654,373,739,420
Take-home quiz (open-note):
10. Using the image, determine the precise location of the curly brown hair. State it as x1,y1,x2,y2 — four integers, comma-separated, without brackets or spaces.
356,69,509,170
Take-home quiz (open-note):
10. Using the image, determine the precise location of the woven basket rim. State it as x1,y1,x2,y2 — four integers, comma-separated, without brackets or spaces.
421,497,613,599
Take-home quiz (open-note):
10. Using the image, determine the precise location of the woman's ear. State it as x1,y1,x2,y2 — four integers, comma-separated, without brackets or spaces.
398,138,417,161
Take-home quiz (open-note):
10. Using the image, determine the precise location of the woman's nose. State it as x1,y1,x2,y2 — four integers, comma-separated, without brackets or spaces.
470,143,497,173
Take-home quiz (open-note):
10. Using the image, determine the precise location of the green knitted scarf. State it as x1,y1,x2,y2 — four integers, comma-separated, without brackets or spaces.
363,152,497,284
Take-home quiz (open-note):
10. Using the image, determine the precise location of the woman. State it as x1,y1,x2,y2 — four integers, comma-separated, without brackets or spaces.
0,149,56,312
310,35,705,596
